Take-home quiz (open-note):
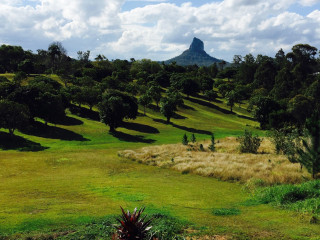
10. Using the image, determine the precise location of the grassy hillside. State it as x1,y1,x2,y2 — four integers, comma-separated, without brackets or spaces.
1,78,320,239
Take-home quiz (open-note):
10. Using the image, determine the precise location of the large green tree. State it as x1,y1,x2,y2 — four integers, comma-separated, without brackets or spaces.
0,100,29,134
98,90,138,132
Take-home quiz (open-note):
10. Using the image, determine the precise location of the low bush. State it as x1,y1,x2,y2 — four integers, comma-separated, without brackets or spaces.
254,180,320,214
237,130,262,154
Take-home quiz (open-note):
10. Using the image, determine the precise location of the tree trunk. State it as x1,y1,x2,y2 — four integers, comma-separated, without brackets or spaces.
166,117,170,123
9,128,14,135
109,125,115,132
144,106,146,115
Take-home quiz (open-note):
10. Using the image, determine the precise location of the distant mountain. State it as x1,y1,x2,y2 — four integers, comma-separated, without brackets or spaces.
164,38,224,67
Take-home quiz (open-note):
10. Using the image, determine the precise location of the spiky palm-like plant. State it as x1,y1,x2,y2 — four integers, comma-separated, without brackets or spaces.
114,207,153,240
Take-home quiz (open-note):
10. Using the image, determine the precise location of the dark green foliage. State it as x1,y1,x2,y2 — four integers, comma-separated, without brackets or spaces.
296,113,320,178
0,44,25,72
147,82,162,107
204,90,218,102
9,84,66,124
115,207,152,240
182,133,188,145
160,97,176,123
212,208,241,216
226,90,238,112
18,59,34,74
81,86,101,110
268,128,299,155
237,130,262,154
0,82,16,100
138,94,152,115
199,144,204,151
253,97,281,129
199,75,214,93
190,133,196,143
208,133,215,152
0,100,29,134
288,94,313,128
217,82,234,98
13,71,27,84
253,58,276,91
0,76,9,83
98,90,138,132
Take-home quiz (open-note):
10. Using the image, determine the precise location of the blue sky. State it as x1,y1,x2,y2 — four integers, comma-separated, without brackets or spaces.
1,0,320,61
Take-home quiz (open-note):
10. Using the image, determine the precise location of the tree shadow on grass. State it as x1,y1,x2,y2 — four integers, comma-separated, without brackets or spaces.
237,114,255,121
181,104,195,111
153,118,211,135
0,131,48,152
20,121,89,141
193,93,223,103
172,112,187,120
121,122,160,134
186,97,232,114
69,104,100,121
148,104,160,112
187,96,254,120
52,115,84,126
110,131,156,143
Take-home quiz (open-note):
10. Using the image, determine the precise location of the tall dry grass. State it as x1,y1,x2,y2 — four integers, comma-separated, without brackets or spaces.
118,137,310,185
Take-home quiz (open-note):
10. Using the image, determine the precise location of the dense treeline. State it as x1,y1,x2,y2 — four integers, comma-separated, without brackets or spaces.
0,42,319,134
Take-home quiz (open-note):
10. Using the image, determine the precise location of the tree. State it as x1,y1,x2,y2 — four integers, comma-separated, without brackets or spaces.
81,86,101,110
147,82,162,107
253,58,276,91
48,42,67,73
160,97,177,123
182,133,189,145
253,97,281,129
208,133,215,152
138,93,152,115
98,90,138,132
0,100,29,134
13,71,27,85
288,95,313,128
199,76,214,93
226,90,238,112
204,90,218,102
190,133,196,143
296,113,320,178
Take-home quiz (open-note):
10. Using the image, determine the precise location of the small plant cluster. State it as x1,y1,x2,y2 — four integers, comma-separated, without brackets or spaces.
254,180,320,222
182,133,215,152
237,130,262,154
112,207,187,240
113,207,153,240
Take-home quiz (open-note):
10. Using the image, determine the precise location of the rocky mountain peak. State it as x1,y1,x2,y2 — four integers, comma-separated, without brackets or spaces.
189,37,204,52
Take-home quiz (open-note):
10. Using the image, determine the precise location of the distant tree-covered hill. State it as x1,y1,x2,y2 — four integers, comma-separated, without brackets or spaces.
164,37,224,67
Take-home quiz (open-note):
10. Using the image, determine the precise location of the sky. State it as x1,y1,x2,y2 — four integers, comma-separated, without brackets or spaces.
1,0,320,62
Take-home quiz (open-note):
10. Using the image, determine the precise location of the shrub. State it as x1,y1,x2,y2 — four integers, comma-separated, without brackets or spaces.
114,207,153,240
190,133,196,143
208,133,215,152
237,130,262,154
182,133,188,145
199,144,204,151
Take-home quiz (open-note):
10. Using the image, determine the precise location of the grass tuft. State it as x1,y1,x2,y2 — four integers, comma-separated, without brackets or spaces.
212,208,241,216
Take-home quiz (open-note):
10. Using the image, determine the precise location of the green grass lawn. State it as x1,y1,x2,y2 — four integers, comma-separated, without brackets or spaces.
0,91,319,239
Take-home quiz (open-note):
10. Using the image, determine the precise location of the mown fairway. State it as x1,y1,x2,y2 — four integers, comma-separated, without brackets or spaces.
1,95,320,239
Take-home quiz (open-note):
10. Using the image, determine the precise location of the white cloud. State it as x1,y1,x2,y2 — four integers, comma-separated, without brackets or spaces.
299,0,320,6
0,0,319,61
